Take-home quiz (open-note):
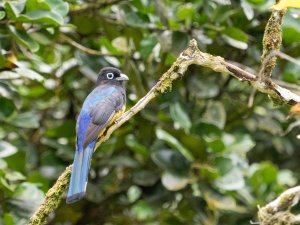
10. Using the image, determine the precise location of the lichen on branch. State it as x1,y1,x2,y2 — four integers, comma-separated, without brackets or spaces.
260,8,287,79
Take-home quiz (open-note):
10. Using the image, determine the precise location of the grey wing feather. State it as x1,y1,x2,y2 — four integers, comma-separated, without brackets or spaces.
83,90,125,149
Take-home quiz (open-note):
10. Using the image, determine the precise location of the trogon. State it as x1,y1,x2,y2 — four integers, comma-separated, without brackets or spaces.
66,67,129,204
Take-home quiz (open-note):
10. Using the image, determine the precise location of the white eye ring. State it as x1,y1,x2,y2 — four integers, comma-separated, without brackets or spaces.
106,73,114,79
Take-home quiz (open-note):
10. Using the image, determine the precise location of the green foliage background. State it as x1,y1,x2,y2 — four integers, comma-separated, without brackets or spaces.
0,0,300,224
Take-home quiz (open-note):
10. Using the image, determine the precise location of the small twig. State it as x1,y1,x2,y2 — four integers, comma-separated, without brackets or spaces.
281,120,300,136
60,34,123,57
275,51,300,67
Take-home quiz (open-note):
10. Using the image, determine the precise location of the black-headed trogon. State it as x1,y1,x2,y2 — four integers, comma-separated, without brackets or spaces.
66,67,129,204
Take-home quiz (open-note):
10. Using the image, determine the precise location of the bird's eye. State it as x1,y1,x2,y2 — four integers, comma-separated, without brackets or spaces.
106,73,114,79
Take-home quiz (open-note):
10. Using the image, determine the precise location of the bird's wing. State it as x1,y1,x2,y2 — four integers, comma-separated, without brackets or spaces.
83,90,125,149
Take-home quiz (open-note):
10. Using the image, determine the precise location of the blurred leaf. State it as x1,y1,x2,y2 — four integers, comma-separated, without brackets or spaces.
222,27,248,50
125,11,150,28
202,101,226,129
151,149,189,176
0,11,6,20
204,191,247,213
140,35,157,58
127,185,142,203
5,1,26,18
156,128,194,161
215,157,233,176
0,141,17,158
241,0,254,20
249,162,278,190
2,213,14,225
171,31,189,55
46,0,69,16
5,171,25,181
9,26,40,52
189,77,219,98
15,68,45,82
0,159,8,169
215,168,245,190
223,134,255,155
176,3,195,20
9,182,44,217
161,172,189,191
170,102,191,133
131,200,156,220
0,71,20,80
125,134,149,157
10,112,40,128
133,170,159,186
0,81,21,109
112,36,128,53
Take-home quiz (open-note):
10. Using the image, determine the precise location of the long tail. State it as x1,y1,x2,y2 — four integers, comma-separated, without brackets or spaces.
66,142,95,204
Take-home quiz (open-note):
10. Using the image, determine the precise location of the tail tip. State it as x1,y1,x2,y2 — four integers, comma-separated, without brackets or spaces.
66,192,85,204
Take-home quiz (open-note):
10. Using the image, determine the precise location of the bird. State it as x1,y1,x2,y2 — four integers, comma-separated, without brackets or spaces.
66,67,129,204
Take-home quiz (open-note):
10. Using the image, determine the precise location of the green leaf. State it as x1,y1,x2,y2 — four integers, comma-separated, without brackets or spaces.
0,98,16,119
5,1,26,19
151,149,189,176
170,102,192,133
156,128,194,161
202,101,226,129
5,171,26,181
15,68,45,82
172,31,189,55
127,185,142,203
9,26,40,52
176,3,195,20
215,168,245,190
0,71,20,80
10,182,44,217
241,0,254,20
0,141,17,158
215,157,233,176
161,172,189,191
0,11,6,20
3,213,14,225
10,112,40,128
249,162,278,190
18,10,64,26
125,12,150,28
112,36,128,53
140,35,157,58
0,158,8,169
0,81,21,109
133,170,158,186
223,133,255,155
26,0,51,12
125,134,149,157
222,27,248,50
131,200,155,220
46,0,69,17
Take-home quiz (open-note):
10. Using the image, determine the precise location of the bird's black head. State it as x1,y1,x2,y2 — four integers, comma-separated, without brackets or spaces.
96,67,129,86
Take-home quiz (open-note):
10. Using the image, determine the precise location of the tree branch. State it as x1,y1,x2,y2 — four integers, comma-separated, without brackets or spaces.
259,8,287,79
27,39,300,225
60,34,123,57
258,186,300,225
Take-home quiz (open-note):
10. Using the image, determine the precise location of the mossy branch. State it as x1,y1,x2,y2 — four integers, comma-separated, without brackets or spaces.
259,7,286,79
258,186,300,225
27,39,300,225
